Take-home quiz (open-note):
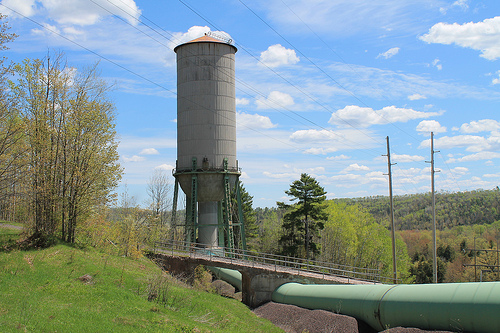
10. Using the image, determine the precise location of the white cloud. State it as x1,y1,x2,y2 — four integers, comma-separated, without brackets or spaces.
303,147,338,155
330,170,385,187
452,0,469,11
451,166,469,176
62,26,84,37
260,44,299,68
420,16,500,60
484,172,500,178
408,93,427,100
432,58,442,70
236,98,250,106
2,0,36,17
416,120,447,134
377,47,400,59
140,148,159,155
420,135,490,152
263,171,299,179
327,154,350,161
492,70,500,85
290,129,342,143
256,91,294,110
169,27,232,49
16,0,142,26
123,155,145,162
259,1,438,37
460,119,500,133
394,167,429,184
155,164,174,171
447,152,500,163
392,154,425,163
169,26,209,49
237,112,277,129
329,105,442,128
32,23,61,36
342,163,370,173
330,173,362,185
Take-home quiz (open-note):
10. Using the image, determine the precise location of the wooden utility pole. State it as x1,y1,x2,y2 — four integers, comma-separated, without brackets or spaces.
384,136,397,284
426,132,439,283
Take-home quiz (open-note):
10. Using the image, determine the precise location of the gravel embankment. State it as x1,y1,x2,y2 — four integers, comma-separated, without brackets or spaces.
253,302,454,333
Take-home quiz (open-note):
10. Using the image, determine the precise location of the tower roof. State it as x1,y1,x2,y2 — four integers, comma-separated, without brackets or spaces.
187,35,224,44
174,33,237,52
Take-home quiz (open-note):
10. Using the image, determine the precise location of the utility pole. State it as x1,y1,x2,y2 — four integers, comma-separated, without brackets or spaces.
384,136,397,284
426,132,439,283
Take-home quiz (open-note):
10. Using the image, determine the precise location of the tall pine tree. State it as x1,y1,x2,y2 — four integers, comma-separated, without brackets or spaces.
278,173,327,260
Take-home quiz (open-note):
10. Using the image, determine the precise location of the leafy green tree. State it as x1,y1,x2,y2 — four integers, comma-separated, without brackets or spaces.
0,14,21,221
321,201,412,283
9,52,122,243
254,207,283,254
278,173,327,260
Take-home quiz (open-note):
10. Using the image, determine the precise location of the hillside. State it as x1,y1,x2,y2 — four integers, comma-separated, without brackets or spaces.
0,224,281,333
336,188,500,230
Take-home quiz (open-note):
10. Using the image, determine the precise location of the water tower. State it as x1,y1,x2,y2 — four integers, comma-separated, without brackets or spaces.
171,32,246,251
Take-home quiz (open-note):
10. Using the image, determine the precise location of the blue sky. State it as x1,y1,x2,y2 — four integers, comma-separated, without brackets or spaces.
2,0,500,208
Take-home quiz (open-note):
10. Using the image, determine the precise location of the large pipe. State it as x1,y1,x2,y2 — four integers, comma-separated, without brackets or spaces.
210,266,500,331
272,282,500,333
208,266,242,291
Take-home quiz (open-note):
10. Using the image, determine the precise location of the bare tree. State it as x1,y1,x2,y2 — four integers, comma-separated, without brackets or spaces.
146,169,172,226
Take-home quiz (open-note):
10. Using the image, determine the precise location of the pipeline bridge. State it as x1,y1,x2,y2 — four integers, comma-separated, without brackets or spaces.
152,240,387,308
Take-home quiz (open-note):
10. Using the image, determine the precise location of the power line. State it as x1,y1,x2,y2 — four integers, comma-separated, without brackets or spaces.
104,0,386,157
238,0,423,145
0,2,361,171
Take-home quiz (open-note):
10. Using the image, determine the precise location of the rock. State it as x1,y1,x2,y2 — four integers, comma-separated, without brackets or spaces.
78,274,93,284
211,279,235,298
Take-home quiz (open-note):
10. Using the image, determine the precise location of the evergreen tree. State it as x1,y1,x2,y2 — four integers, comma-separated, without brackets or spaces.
278,173,327,260
231,180,258,250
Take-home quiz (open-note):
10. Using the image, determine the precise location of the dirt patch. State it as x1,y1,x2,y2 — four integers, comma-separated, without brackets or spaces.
253,302,362,333
253,302,454,333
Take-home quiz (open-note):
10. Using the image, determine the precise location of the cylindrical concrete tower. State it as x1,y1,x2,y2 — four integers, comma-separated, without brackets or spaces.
173,33,241,249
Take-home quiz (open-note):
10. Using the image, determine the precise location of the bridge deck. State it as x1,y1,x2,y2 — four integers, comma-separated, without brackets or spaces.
154,241,383,285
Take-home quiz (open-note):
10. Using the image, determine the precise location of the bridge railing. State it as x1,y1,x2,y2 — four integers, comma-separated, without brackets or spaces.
153,239,390,283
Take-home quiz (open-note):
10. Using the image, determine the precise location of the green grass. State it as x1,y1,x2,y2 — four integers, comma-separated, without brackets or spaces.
0,228,282,332
0,220,23,227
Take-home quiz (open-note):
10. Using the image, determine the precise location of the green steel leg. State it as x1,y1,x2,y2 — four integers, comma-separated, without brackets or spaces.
218,201,225,248
222,159,234,252
188,174,198,244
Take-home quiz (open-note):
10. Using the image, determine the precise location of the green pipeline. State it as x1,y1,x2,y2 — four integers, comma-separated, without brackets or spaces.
272,282,500,332
208,266,242,291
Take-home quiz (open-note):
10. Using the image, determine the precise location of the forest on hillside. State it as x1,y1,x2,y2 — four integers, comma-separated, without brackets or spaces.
337,188,500,230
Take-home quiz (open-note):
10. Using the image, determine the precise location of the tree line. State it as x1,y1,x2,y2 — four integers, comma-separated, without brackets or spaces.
0,16,121,245
338,188,500,230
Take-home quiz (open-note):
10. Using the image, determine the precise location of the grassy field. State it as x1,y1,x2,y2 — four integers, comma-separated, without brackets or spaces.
0,225,282,332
